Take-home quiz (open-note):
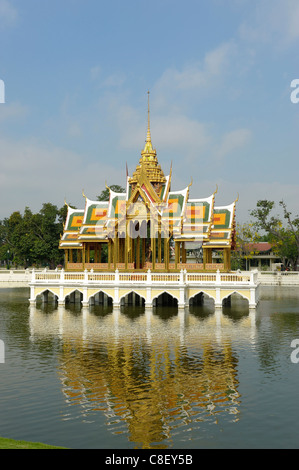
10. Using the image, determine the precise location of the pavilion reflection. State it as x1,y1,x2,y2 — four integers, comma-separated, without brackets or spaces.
29,305,257,448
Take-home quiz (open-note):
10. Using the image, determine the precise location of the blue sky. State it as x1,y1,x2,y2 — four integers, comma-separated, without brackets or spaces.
0,0,299,223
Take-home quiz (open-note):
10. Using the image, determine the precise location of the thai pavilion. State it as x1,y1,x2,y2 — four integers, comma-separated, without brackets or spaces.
59,97,237,273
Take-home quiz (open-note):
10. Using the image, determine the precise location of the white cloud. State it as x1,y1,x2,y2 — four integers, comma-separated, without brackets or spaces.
90,65,101,81
67,122,82,138
214,128,252,160
0,102,28,122
0,0,18,29
239,0,299,46
284,0,299,42
111,100,212,165
0,133,296,226
151,42,237,114
152,114,211,158
189,177,299,224
0,136,123,218
90,65,126,88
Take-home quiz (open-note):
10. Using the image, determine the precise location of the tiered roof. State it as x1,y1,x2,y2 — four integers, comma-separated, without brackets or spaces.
59,94,237,251
60,207,84,248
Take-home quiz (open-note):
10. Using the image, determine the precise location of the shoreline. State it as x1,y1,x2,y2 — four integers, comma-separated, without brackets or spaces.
0,436,66,449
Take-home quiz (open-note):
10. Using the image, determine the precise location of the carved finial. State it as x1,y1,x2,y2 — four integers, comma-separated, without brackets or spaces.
141,91,156,158
146,90,151,143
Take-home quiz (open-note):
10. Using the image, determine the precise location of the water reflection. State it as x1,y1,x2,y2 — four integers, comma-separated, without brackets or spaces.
29,303,257,448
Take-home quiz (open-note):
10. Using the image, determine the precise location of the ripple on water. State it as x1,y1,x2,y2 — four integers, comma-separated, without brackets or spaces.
1,288,299,448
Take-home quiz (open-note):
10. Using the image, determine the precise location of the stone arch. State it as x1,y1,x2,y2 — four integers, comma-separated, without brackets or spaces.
88,289,114,305
120,290,145,307
221,290,250,306
36,288,59,303
152,291,179,307
188,290,216,306
65,289,84,304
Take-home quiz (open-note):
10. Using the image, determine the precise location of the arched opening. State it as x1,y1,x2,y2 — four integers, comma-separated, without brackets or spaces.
120,291,145,307
189,292,215,317
189,292,215,306
120,291,145,319
65,290,83,304
153,292,178,307
189,292,204,306
36,289,58,305
222,292,249,319
89,291,113,316
153,292,178,319
89,291,113,306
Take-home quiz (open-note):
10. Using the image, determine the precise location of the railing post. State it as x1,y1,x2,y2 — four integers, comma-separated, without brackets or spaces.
60,268,65,283
216,269,221,284
114,269,120,306
31,268,35,283
250,269,257,285
145,270,152,308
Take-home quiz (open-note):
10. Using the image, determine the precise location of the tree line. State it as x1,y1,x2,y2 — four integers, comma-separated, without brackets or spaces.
0,185,125,269
233,200,299,271
0,191,298,271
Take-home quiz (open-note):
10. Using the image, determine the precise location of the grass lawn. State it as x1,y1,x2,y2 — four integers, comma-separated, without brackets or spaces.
0,437,66,449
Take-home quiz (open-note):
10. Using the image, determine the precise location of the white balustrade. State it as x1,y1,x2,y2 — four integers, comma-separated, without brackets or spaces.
30,268,260,287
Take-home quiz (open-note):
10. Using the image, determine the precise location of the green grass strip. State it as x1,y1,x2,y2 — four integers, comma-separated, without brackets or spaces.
0,437,67,449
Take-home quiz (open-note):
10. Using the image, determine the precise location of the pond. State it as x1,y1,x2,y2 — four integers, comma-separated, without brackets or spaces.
0,286,298,449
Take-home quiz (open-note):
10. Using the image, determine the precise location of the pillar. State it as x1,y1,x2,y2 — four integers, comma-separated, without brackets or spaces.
151,235,156,270
182,242,186,263
64,249,68,270
164,237,170,271
113,237,118,269
142,237,146,269
158,231,162,263
203,247,212,270
108,240,112,269
82,244,86,270
224,248,231,272
174,241,178,269
136,236,140,269
125,227,128,269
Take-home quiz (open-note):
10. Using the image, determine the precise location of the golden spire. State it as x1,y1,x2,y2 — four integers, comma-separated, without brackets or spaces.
129,91,166,188
146,90,151,144
141,90,156,158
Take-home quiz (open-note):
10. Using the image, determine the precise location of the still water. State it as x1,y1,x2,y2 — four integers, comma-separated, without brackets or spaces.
0,287,299,449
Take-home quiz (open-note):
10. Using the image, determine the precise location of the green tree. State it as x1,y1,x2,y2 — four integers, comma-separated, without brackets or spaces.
0,203,67,268
97,184,125,201
250,200,299,270
231,222,261,270
0,211,23,267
